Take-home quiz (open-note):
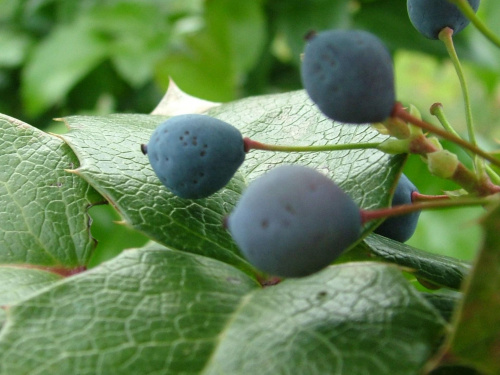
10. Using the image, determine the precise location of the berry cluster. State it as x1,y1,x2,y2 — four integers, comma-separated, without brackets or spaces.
142,1,493,278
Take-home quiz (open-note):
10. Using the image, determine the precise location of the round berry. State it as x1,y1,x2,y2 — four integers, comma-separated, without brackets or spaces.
227,165,362,278
374,174,421,242
143,114,245,199
407,0,480,40
301,29,395,124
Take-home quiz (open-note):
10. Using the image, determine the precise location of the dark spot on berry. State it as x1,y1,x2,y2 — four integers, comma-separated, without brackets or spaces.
285,204,296,215
261,219,269,229
200,150,206,157
192,140,198,146
140,144,148,155
185,130,190,135
183,142,188,146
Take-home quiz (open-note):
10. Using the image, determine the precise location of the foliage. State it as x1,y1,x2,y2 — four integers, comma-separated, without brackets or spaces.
1,0,500,374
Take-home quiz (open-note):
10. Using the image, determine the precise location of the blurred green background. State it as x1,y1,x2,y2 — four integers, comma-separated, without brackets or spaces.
2,0,500,265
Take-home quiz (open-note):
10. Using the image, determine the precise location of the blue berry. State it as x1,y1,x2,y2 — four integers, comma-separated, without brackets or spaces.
301,29,395,124
143,114,245,199
407,0,480,40
227,165,361,278
374,174,421,242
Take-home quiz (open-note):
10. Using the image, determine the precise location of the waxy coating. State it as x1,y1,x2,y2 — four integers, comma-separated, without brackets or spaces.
144,114,245,199
374,174,421,242
301,29,395,124
407,0,481,39
227,165,362,278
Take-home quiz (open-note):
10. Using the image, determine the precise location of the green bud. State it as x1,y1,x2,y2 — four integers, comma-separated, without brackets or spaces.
427,150,459,179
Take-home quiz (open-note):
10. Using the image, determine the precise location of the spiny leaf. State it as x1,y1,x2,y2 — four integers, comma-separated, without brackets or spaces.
59,90,406,274
0,114,103,267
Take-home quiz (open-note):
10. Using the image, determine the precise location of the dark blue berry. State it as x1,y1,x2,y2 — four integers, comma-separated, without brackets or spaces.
227,165,361,277
407,0,480,40
301,29,395,124
374,174,421,242
143,114,245,199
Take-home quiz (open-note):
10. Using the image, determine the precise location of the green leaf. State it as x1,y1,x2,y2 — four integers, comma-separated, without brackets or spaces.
158,0,265,102
21,22,108,115
0,244,259,375
80,2,172,87
271,0,351,65
442,202,500,374
205,0,266,72
159,32,237,102
0,246,444,375
59,113,252,274
204,263,445,375
0,29,33,68
422,291,461,323
362,234,471,290
0,266,62,306
59,90,406,274
0,114,103,267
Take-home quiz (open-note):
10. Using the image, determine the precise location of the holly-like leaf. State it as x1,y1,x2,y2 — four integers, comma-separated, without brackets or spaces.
0,245,445,375
0,114,103,267
441,202,500,374
59,90,406,274
0,244,259,374
58,113,252,274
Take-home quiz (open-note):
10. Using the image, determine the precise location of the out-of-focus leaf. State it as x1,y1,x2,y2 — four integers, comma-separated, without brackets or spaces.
421,291,462,323
21,22,108,115
205,0,266,72
80,2,172,87
0,30,33,68
0,114,103,267
271,0,351,65
441,202,500,374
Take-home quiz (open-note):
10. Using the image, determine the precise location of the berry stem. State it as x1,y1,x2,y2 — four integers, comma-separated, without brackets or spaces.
438,27,485,178
431,103,500,184
360,195,495,225
243,137,382,153
412,192,450,202
448,0,500,49
392,102,500,168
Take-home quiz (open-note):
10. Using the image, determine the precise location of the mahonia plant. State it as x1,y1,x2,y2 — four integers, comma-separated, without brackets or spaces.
2,1,500,374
